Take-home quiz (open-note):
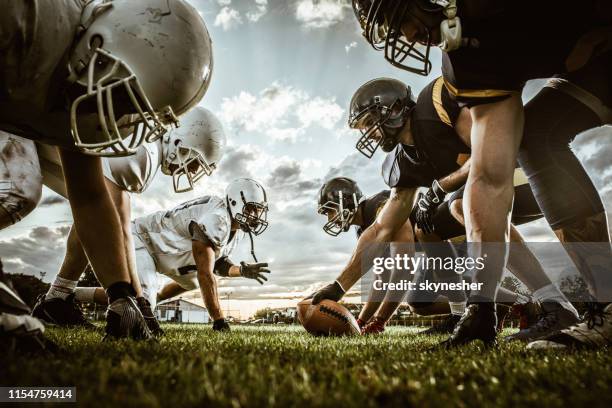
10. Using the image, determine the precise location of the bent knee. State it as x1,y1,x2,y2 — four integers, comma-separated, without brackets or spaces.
0,182,42,226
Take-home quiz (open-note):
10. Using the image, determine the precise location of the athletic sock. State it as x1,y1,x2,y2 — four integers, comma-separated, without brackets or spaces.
45,277,77,300
532,283,579,318
75,287,97,303
106,281,136,303
449,301,467,316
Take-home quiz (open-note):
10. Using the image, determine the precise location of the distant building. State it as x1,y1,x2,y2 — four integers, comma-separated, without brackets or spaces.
156,298,210,324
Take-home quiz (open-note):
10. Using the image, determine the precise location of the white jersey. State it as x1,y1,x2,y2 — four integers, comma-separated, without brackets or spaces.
132,195,242,289
102,140,162,194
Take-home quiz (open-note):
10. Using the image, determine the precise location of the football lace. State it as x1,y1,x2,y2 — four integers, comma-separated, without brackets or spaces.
319,305,349,324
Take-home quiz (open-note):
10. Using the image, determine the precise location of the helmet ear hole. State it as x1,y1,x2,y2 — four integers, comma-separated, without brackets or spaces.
90,35,103,50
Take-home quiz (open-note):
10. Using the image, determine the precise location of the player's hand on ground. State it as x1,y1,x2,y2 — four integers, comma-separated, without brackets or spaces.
239,261,270,284
362,317,386,335
311,281,345,305
212,318,230,332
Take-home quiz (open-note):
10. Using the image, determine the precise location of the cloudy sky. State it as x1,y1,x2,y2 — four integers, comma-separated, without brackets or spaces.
0,0,610,317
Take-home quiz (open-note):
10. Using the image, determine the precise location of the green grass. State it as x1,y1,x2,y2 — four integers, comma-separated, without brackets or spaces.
2,325,611,408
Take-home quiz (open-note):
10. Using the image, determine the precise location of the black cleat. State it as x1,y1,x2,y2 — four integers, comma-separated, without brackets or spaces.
421,314,461,335
32,294,95,328
104,297,153,341
440,302,498,348
136,297,164,337
505,302,579,342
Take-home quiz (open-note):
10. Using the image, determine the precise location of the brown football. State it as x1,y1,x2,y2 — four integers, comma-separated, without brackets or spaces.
297,298,360,336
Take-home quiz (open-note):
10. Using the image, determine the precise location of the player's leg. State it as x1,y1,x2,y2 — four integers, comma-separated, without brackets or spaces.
58,148,150,340
464,94,524,303
32,225,94,327
0,133,42,229
520,56,612,348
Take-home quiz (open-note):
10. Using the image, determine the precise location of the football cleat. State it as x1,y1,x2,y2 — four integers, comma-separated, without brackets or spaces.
505,302,579,342
421,314,461,335
440,302,498,348
32,294,95,328
362,317,386,335
527,303,612,349
104,297,153,341
136,297,164,337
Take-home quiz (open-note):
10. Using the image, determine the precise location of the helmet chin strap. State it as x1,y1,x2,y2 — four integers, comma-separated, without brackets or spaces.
247,230,258,263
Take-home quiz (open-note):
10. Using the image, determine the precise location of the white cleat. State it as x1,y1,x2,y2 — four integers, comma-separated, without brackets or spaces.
527,303,612,350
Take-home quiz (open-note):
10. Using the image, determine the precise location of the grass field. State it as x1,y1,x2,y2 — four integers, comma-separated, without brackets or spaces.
2,324,611,408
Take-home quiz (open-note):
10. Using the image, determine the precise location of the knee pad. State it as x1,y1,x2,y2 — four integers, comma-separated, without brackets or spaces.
0,180,40,226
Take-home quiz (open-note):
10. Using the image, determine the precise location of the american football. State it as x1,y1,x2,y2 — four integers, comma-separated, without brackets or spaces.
1,0,612,407
297,298,360,336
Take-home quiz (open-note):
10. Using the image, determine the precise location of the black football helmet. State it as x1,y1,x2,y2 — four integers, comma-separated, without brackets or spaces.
317,177,364,236
352,0,461,76
348,78,416,158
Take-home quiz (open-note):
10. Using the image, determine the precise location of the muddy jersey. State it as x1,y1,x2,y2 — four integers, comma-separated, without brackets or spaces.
132,196,243,290
0,0,84,147
382,77,469,189
355,190,391,238
441,0,602,106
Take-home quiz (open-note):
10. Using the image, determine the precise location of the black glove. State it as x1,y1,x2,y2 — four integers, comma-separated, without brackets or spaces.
415,180,446,234
212,318,230,332
311,281,345,305
239,261,270,285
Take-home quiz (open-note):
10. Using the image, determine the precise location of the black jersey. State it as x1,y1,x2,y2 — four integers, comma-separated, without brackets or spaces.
381,77,470,189
442,0,602,106
355,190,390,238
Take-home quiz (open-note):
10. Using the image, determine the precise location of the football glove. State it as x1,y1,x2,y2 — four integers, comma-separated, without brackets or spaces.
415,180,446,234
311,281,345,305
239,261,270,285
212,318,230,332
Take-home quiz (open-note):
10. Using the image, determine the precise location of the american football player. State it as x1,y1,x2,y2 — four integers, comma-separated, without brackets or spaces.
32,107,226,335
317,177,412,334
74,178,271,331
0,0,213,339
312,77,582,344
351,0,612,348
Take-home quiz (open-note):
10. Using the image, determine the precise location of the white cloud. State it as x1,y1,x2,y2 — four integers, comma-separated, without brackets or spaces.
295,0,349,29
217,82,344,143
246,0,268,22
214,6,243,31
345,41,357,53
216,0,232,5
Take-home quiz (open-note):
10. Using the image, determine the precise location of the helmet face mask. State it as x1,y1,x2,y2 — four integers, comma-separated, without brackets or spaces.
354,0,447,76
350,103,403,158
318,193,359,237
317,178,363,237
167,143,215,193
160,107,226,193
70,47,172,156
235,202,269,236
68,0,214,156
226,179,269,236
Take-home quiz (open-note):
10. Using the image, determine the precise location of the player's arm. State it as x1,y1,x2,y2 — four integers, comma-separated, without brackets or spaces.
157,281,188,303
438,158,470,193
313,187,416,304
192,240,229,331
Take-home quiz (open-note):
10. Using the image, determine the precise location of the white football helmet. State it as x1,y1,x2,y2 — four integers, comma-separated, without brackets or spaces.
225,179,269,236
160,107,227,193
67,0,214,156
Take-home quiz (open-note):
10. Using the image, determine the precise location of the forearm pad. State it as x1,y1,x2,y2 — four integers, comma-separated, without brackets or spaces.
213,256,234,277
